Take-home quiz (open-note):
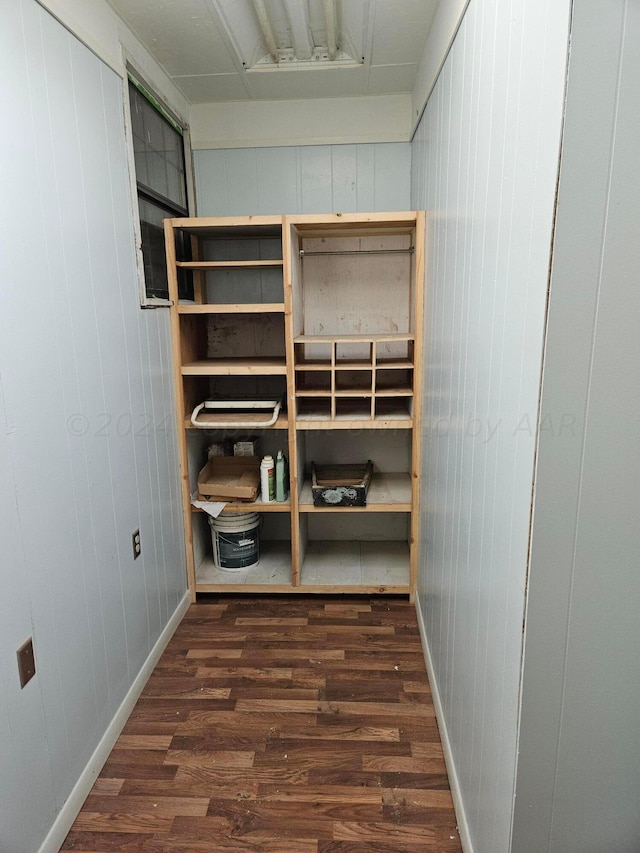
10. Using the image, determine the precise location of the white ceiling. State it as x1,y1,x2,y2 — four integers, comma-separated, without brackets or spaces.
107,0,439,104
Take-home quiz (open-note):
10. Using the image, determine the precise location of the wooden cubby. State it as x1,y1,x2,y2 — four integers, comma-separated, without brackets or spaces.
165,212,425,599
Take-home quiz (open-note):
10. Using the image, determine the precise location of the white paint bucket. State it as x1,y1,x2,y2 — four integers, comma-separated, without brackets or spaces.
209,512,260,571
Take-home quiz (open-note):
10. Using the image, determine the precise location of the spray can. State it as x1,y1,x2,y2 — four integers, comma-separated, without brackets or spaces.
260,455,275,503
275,450,289,502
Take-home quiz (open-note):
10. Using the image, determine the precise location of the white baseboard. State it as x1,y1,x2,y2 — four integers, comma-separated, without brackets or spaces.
38,589,191,853
414,597,475,853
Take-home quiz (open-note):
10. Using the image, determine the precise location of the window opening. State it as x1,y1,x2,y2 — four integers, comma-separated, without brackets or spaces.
128,76,193,302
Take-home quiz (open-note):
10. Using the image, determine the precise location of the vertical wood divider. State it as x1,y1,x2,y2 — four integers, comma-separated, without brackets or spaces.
330,340,336,420
190,234,205,304
371,339,377,419
282,217,300,586
165,219,197,601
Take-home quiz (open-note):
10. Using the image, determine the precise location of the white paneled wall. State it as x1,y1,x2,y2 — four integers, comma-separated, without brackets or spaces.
513,2,640,850
194,143,411,215
410,2,571,852
0,4,186,851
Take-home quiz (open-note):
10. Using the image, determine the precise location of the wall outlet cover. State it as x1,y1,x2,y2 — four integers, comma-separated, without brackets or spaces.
17,638,36,688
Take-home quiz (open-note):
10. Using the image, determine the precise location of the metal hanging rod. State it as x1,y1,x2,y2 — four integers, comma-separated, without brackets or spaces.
299,247,414,257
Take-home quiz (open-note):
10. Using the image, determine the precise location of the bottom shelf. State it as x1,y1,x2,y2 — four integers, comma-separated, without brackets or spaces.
196,540,292,589
300,540,409,587
193,539,409,592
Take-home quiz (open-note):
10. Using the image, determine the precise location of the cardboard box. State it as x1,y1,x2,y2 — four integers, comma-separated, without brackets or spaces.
197,456,260,501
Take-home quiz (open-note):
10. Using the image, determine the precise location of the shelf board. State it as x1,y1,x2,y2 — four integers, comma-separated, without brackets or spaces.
195,541,292,588
334,361,375,371
194,541,409,591
296,398,411,426
295,389,332,397
289,211,417,232
181,358,287,376
376,359,414,370
296,416,413,430
295,360,414,372
176,259,283,269
193,497,290,513
374,386,414,397
169,216,282,239
295,333,414,344
178,303,285,314
294,361,332,371
184,412,289,430
299,473,412,512
334,390,373,398
300,540,409,587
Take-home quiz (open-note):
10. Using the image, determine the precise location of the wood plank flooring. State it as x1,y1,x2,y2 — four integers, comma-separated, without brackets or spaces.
61,596,461,853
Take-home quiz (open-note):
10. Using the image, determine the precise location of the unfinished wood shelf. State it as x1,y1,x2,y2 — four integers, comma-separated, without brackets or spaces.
184,412,289,430
177,303,285,314
176,259,283,269
165,212,425,600
192,499,291,513
181,358,287,376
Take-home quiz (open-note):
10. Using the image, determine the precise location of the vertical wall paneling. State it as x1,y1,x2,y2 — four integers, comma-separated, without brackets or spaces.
354,144,376,211
193,142,411,216
219,149,260,214
330,145,359,213
0,3,186,851
192,149,229,217
0,412,56,853
300,146,334,213
255,147,301,215
410,1,572,851
512,2,640,851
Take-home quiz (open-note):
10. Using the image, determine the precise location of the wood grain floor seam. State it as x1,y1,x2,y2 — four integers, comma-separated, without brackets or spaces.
61,596,462,853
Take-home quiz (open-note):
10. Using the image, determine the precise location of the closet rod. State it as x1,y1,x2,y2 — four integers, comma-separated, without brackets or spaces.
300,247,414,257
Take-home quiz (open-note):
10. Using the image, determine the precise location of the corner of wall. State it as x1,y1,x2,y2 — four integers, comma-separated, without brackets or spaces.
36,592,191,853
410,0,470,136
36,0,190,125
414,597,475,853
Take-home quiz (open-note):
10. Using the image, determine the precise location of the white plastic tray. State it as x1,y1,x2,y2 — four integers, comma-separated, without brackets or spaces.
190,398,282,429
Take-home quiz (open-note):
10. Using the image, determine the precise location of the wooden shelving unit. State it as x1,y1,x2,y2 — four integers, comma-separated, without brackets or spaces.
165,212,425,599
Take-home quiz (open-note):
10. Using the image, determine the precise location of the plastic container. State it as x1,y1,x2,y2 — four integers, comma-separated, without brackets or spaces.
260,455,275,503
209,512,260,571
275,450,289,502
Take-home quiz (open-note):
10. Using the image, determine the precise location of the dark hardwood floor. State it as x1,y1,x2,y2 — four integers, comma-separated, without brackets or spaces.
61,596,462,852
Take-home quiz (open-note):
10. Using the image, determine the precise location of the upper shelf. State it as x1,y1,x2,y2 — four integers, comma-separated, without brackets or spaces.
176,260,283,270
178,303,285,314
181,358,287,376
168,215,283,239
294,333,414,344
184,412,289,430
287,212,419,234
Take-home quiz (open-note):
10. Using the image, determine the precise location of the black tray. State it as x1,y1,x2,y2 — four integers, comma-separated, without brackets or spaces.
311,460,373,507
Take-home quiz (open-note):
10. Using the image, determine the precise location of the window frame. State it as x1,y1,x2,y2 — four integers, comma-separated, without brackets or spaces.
122,67,195,308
